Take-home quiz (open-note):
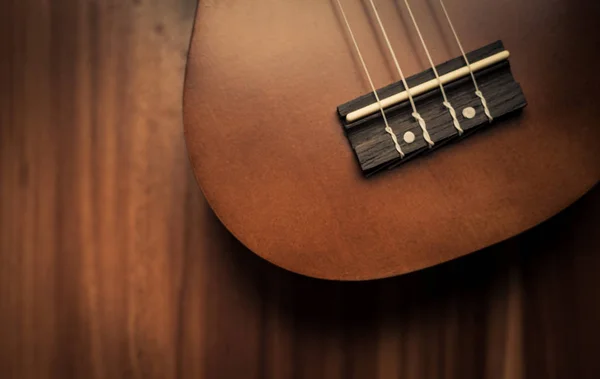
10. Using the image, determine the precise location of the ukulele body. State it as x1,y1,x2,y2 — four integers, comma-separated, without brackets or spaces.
183,0,599,280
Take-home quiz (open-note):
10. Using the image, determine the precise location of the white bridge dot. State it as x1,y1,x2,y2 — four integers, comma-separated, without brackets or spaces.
462,107,476,119
403,131,416,144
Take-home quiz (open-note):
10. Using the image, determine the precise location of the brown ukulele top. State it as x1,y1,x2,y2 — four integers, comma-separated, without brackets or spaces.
183,0,599,280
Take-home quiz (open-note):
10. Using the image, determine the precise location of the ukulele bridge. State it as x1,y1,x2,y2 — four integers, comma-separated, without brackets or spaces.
337,40,527,176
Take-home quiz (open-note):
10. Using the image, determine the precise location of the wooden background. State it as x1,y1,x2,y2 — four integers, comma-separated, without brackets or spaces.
1,0,599,378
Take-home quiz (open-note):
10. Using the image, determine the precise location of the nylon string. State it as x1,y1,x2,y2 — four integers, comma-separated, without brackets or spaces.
402,0,463,135
334,0,405,158
366,0,434,147
439,0,493,122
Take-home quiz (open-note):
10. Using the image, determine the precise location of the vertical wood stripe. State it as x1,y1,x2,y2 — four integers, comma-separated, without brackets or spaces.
1,1,600,378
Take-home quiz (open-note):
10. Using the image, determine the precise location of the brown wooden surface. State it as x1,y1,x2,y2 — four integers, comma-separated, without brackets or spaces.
1,1,600,378
184,0,600,280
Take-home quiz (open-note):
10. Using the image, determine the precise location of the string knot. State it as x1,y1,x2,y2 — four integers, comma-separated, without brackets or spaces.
443,101,464,135
412,112,434,147
385,126,405,158
475,90,494,122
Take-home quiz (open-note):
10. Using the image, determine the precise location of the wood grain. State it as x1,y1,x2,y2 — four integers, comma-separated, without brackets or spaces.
1,1,600,378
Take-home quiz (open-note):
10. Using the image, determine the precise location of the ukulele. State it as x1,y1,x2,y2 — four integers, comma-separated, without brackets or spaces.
183,0,600,280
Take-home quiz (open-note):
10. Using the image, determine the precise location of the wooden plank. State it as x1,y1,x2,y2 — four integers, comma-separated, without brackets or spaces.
1,1,599,379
